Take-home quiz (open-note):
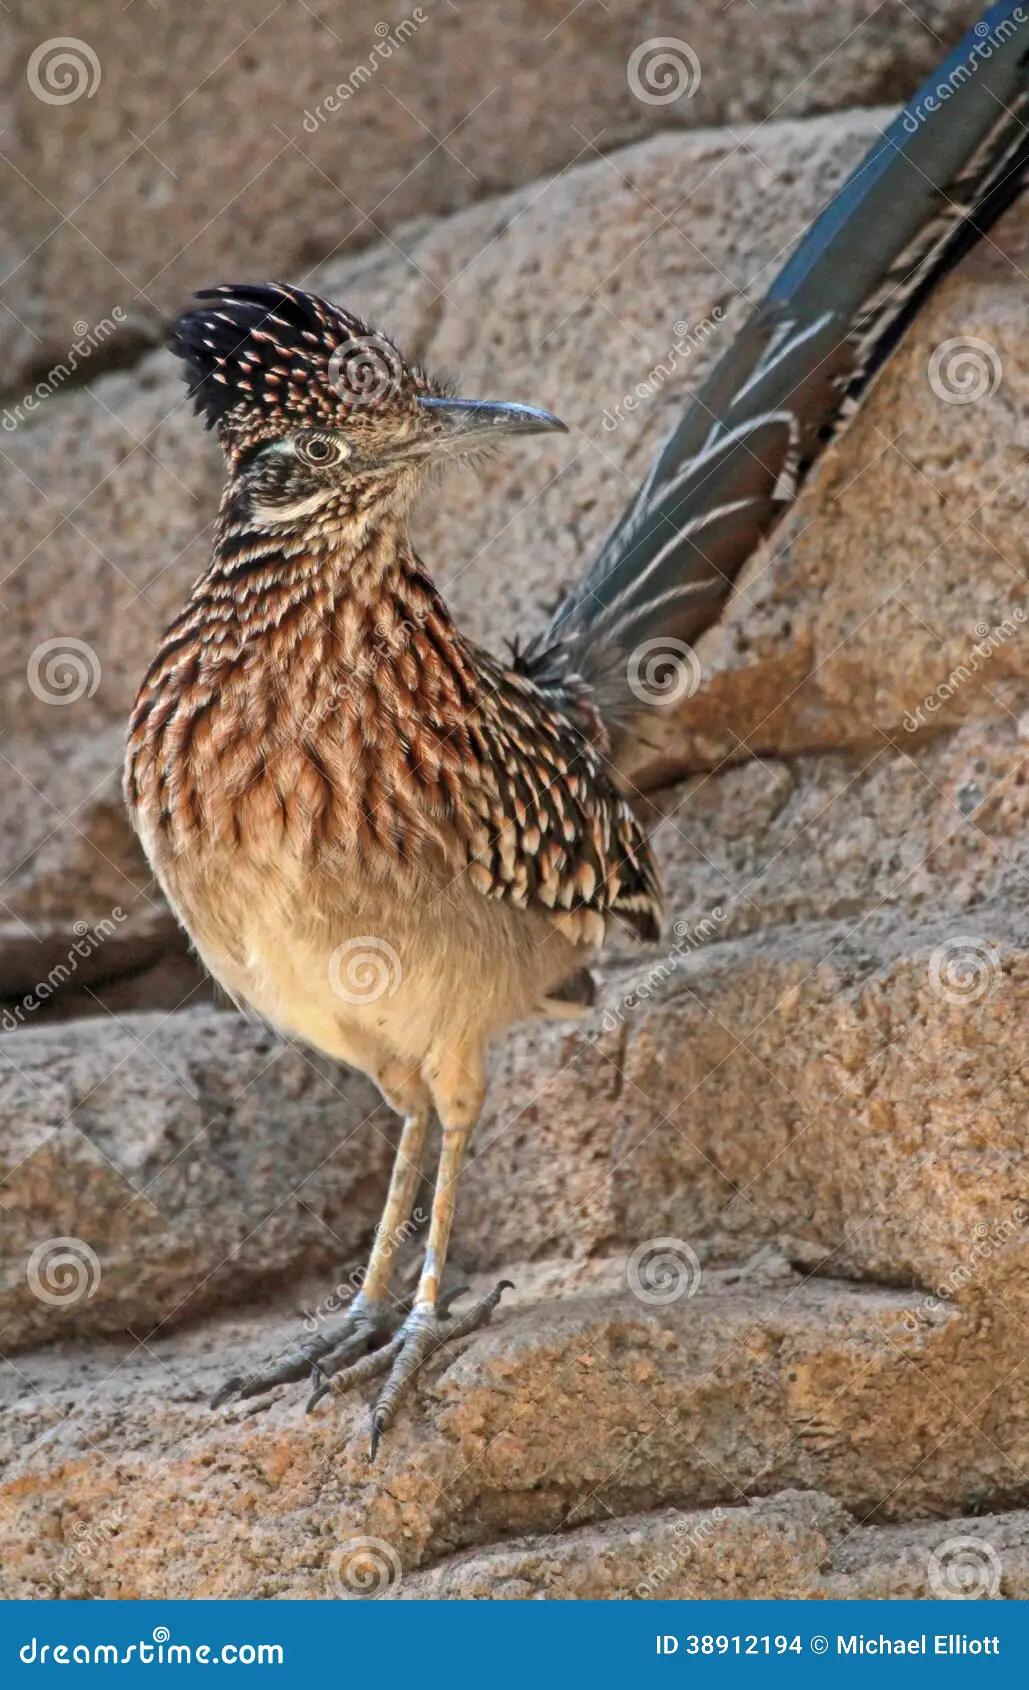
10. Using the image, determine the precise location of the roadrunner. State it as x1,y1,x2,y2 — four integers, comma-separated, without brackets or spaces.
126,5,1028,1454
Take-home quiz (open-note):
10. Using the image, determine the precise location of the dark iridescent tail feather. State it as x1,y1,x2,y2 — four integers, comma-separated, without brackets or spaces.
527,2,1029,764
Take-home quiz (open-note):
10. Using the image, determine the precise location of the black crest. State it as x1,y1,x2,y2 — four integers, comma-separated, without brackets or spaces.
169,282,421,438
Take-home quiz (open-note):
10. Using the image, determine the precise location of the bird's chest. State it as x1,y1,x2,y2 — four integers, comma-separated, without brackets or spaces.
126,643,486,1063
128,620,466,877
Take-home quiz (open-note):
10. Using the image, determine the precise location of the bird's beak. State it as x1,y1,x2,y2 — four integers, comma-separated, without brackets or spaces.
414,396,568,454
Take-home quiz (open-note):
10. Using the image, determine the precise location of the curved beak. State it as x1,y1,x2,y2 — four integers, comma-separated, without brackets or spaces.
415,396,568,453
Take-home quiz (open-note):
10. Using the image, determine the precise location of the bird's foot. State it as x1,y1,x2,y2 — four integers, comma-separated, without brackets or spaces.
306,1280,513,1458
210,1291,397,1409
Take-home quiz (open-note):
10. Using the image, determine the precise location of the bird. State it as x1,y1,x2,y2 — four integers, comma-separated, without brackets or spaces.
125,3,1029,1457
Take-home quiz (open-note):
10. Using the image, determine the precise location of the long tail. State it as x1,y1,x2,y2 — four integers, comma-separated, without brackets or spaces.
524,1,1029,773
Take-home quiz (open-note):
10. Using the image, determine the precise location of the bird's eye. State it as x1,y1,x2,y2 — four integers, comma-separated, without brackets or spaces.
296,433,346,466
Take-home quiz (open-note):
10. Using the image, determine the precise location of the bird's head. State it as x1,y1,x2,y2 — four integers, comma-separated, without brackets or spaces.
170,282,566,528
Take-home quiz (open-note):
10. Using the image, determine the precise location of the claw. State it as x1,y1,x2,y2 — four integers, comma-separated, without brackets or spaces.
210,1346,319,1408
369,1410,387,1462
366,1279,514,1460
307,1334,404,1413
210,1376,245,1410
210,1295,392,1413
211,1282,514,1443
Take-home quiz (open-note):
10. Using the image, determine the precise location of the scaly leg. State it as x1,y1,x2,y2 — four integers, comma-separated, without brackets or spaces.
306,1037,510,1456
212,1074,430,1408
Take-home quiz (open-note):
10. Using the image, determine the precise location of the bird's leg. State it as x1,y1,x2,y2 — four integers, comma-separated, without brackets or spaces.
307,1038,511,1455
211,1078,430,1408
305,1099,432,1386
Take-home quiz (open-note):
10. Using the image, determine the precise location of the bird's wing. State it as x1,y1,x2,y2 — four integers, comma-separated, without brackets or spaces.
522,1,1029,775
456,649,662,946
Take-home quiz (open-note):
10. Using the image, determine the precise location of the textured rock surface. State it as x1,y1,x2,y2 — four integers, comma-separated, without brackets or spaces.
4,104,1027,973
2,7,1029,1603
0,1013,396,1352
3,0,981,380
1,1271,1027,1598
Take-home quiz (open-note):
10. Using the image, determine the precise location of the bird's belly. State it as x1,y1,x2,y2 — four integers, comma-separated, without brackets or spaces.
151,838,579,1071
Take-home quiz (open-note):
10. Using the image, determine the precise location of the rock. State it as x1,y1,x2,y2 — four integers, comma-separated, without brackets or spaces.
2,1,982,380
405,1496,1029,1599
0,727,179,1001
2,1269,1028,1598
0,1013,395,1351
825,1510,1029,1600
4,44,1029,1603
3,105,1025,984
400,1491,855,1600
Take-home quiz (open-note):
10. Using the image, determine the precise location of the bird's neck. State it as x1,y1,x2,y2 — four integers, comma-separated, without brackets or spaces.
129,498,477,760
126,493,483,861
198,498,437,657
